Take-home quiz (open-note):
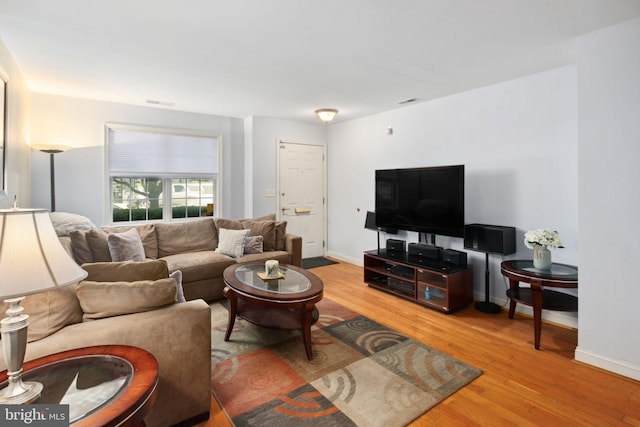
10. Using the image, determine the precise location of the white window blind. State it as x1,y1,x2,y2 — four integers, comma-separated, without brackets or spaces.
108,128,218,176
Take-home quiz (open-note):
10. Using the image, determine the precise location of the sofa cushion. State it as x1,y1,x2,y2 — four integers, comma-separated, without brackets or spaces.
275,220,288,251
216,218,276,251
155,219,217,257
0,286,82,343
244,235,264,254
70,230,95,265
237,250,292,265
86,229,112,262
249,215,287,251
216,228,250,258
161,251,235,284
107,228,146,262
77,278,177,321
82,259,170,282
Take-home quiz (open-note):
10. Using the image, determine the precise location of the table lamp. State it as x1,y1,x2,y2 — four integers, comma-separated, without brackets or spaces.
0,208,88,404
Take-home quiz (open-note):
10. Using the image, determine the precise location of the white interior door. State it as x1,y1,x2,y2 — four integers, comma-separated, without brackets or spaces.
278,141,325,259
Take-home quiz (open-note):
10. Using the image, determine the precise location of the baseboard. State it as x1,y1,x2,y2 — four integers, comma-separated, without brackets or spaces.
575,347,640,381
326,251,362,266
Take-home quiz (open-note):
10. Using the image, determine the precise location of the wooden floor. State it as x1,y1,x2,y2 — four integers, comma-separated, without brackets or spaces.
199,260,640,426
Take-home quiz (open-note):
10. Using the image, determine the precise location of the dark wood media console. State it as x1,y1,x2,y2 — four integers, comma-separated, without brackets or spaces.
364,249,473,313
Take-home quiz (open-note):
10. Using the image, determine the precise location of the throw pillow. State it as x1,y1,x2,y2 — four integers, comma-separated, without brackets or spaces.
49,212,97,237
215,218,276,251
107,228,146,262
77,278,177,321
86,229,111,262
170,270,186,303
275,220,288,251
82,260,170,282
244,235,264,254
215,228,250,258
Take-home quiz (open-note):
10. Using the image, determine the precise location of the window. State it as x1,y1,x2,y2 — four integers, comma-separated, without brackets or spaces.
107,125,220,223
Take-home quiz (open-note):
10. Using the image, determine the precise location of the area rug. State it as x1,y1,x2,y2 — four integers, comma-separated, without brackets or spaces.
301,257,339,269
211,299,481,426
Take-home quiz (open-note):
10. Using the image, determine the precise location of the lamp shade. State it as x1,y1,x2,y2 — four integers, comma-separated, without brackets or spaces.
0,209,87,299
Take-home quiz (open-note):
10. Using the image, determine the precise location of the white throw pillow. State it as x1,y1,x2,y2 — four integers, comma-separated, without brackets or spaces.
107,228,146,262
170,270,186,303
215,228,250,258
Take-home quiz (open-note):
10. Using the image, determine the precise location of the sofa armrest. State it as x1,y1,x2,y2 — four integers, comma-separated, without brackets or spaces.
285,233,302,267
5,300,211,427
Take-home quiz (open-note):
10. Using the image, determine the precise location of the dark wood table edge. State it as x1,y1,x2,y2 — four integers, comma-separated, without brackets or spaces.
0,345,159,427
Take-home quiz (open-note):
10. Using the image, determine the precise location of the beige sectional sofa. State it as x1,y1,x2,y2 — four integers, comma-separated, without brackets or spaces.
0,214,303,426
0,260,211,427
60,214,302,301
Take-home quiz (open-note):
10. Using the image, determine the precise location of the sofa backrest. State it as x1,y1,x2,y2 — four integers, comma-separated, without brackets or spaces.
154,218,218,257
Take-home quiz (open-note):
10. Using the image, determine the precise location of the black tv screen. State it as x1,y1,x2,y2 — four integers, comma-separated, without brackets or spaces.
375,165,465,237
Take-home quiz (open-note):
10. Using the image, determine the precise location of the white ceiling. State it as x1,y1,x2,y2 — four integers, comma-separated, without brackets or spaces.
1,0,640,123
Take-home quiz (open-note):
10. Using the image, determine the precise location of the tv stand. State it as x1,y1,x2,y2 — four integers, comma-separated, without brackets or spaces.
363,249,473,313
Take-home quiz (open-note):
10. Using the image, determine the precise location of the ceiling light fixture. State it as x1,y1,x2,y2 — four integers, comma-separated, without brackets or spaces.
315,108,338,123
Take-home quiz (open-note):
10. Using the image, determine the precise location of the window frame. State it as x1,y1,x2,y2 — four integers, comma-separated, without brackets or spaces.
105,123,222,225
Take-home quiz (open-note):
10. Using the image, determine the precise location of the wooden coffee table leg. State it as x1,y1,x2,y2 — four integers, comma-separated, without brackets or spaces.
301,303,315,360
508,279,518,319
531,281,543,350
223,287,237,342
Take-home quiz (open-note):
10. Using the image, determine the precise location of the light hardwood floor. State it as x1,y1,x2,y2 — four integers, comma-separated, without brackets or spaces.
200,260,640,426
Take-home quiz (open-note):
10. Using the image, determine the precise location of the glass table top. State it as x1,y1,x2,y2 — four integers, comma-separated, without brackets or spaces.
508,260,578,277
234,264,311,294
6,355,133,423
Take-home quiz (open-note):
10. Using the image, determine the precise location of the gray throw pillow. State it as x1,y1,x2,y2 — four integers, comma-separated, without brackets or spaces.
107,228,145,262
244,235,264,254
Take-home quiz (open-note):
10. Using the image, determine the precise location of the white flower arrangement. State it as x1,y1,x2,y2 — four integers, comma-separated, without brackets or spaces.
524,229,563,249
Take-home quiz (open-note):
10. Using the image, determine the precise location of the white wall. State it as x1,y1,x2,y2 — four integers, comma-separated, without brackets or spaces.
575,17,640,380
30,93,245,225
244,116,326,218
327,65,579,328
0,38,31,209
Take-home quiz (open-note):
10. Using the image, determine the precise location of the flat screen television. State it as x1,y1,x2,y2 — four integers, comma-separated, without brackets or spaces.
375,165,465,238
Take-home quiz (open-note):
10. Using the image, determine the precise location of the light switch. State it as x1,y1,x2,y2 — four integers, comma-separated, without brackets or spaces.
265,188,276,197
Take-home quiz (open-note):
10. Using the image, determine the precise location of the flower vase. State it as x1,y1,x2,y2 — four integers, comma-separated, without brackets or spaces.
533,245,552,270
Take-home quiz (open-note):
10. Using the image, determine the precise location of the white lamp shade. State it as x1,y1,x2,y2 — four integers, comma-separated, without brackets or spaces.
0,209,87,299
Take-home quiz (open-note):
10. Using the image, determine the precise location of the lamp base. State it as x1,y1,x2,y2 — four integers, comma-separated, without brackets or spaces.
0,297,43,404
0,379,43,404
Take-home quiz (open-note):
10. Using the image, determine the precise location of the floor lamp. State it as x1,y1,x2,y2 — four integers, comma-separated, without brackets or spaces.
33,144,71,212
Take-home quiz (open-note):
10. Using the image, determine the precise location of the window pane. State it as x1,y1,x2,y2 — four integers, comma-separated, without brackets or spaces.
112,177,163,222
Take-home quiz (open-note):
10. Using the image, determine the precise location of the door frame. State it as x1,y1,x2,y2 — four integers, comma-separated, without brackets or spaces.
276,139,327,258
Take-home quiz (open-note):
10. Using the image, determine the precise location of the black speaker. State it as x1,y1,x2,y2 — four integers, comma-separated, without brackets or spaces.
464,224,516,255
443,249,467,266
408,243,442,260
386,239,406,252
365,211,398,234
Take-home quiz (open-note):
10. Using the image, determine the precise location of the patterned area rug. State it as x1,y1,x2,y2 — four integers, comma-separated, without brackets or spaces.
211,299,482,426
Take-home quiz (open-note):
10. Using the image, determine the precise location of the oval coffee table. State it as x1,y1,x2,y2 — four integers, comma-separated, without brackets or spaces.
223,263,324,360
